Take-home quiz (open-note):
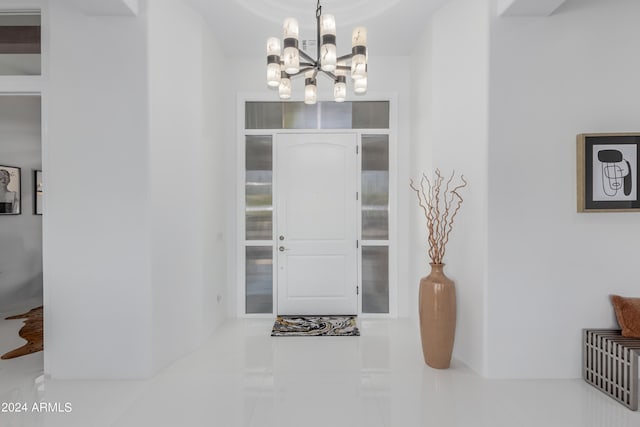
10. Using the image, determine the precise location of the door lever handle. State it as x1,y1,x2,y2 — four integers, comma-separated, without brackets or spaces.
279,246,289,252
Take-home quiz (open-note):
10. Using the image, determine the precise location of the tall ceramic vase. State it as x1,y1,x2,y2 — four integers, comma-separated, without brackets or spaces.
419,263,456,369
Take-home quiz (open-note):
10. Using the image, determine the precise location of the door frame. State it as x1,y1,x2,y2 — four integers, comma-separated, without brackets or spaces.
236,94,398,319
274,133,359,315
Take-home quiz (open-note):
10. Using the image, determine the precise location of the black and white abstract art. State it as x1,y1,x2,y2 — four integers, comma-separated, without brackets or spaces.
578,133,640,212
592,144,637,202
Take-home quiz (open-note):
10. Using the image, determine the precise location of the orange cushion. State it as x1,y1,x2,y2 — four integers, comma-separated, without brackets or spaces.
610,295,640,338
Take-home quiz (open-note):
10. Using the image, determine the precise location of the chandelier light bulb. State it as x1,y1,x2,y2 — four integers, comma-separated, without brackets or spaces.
283,17,299,39
351,27,367,80
352,27,367,47
320,14,337,72
321,44,337,72
267,63,281,87
351,58,366,80
305,83,317,105
283,48,300,75
354,75,367,94
266,37,282,87
282,17,300,74
305,70,317,105
266,37,281,57
334,79,347,102
279,70,292,99
320,14,336,35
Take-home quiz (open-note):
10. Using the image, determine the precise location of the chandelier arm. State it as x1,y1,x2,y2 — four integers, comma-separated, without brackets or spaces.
318,69,337,81
298,49,316,65
336,53,354,62
289,67,315,77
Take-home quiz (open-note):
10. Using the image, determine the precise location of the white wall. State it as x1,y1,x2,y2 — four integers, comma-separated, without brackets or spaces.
0,96,42,313
410,0,490,375
410,0,640,380
225,55,412,318
46,0,227,379
487,0,640,378
46,1,152,378
200,3,228,339
147,0,227,372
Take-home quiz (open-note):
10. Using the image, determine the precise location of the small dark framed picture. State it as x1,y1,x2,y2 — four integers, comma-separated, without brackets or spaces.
577,133,640,212
0,165,21,215
34,169,42,215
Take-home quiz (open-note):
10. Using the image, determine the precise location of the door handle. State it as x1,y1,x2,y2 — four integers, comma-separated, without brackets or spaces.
279,246,289,252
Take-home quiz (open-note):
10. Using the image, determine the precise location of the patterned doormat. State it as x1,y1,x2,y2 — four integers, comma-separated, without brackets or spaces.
271,315,360,336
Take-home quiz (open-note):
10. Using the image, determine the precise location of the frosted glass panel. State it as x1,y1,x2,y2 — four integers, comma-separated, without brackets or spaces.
0,14,41,76
362,135,389,240
246,247,273,313
320,102,352,129
246,136,273,240
245,101,388,129
283,102,318,129
362,246,389,313
245,102,283,129
353,101,389,129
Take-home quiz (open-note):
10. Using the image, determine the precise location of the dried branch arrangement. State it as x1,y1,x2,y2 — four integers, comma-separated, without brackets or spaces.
410,170,468,264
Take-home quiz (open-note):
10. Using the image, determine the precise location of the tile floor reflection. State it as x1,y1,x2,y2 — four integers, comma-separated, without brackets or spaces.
1,317,639,426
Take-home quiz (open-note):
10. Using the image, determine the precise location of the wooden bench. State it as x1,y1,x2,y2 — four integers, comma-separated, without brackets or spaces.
583,329,640,410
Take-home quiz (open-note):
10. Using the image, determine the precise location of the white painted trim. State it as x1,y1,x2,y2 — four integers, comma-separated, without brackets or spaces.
0,0,42,12
236,93,398,319
236,93,247,318
360,241,390,246
242,241,273,246
0,76,43,94
386,92,399,318
357,133,362,314
271,136,278,315
0,1,45,93
498,0,566,16
69,0,138,16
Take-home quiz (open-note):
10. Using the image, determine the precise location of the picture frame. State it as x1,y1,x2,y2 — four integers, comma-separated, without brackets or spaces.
0,165,21,215
34,169,42,215
577,133,640,212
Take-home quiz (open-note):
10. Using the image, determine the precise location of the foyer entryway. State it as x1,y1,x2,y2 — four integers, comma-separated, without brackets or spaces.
275,133,358,315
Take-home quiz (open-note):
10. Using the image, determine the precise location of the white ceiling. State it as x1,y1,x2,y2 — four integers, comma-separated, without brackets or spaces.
186,0,451,57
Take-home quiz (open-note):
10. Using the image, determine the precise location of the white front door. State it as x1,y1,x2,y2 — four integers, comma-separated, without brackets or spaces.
276,133,358,315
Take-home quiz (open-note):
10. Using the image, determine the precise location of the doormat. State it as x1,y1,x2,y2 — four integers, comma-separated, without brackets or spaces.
271,315,360,336
1,306,43,360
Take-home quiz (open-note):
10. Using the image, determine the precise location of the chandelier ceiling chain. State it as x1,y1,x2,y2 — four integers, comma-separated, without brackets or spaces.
266,0,368,104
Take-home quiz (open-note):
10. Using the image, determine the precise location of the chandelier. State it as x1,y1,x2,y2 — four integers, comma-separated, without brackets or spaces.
266,0,368,104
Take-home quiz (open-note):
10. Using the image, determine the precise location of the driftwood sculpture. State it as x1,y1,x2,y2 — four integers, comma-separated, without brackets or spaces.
410,169,467,264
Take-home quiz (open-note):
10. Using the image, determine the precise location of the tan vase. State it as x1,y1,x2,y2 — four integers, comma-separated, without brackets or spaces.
419,263,456,369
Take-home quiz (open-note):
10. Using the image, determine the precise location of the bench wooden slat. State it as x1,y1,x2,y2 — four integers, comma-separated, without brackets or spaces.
583,329,639,411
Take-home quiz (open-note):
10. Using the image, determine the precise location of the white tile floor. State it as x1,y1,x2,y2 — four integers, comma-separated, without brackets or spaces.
1,316,640,427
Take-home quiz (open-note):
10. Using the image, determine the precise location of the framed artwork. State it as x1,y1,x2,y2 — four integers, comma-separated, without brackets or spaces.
34,169,42,215
0,165,21,215
577,133,640,212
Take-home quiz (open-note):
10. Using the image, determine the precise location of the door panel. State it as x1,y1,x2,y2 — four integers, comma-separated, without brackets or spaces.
276,133,358,315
